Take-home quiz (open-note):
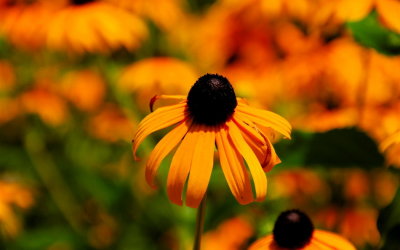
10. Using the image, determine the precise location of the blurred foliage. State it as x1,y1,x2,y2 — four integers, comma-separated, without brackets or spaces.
276,128,385,168
348,12,400,55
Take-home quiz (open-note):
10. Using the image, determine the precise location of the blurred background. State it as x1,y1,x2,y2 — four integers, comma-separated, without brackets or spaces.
1,0,400,249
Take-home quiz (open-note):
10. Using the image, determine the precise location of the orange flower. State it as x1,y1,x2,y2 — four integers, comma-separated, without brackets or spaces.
20,84,68,126
59,70,106,112
0,2,52,50
270,169,329,205
88,104,135,143
249,210,356,250
201,217,253,250
0,60,15,92
380,130,400,167
133,74,291,208
0,180,35,237
119,57,198,109
316,207,380,247
106,0,187,31
45,0,148,53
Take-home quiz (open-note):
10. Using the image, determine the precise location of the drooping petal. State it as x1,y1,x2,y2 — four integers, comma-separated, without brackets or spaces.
185,125,216,208
236,100,291,139
235,113,282,172
233,114,272,168
227,120,267,202
145,119,191,188
132,102,186,159
216,126,253,205
308,230,356,250
167,123,197,206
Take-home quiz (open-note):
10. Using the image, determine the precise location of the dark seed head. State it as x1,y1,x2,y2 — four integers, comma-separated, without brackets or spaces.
71,0,94,5
273,209,314,249
187,74,237,126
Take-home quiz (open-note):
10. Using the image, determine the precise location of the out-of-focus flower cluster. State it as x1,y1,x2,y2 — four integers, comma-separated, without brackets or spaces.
0,0,399,249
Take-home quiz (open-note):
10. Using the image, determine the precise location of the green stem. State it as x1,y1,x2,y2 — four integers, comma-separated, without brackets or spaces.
193,195,207,250
24,128,83,234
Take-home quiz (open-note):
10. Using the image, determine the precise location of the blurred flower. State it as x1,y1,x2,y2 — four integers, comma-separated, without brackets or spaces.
106,0,187,31
375,0,400,33
88,104,135,143
45,0,148,53
133,74,291,208
380,130,400,167
0,2,52,50
0,180,34,237
269,169,330,205
19,83,69,126
249,209,355,250
59,70,106,112
0,98,20,124
0,60,15,92
201,217,253,250
119,57,198,110
316,207,380,247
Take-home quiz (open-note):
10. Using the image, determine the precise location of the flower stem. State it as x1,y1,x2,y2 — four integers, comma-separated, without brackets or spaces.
193,195,207,250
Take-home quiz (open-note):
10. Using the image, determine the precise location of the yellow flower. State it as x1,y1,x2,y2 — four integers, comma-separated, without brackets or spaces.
45,0,148,53
249,210,356,250
132,74,291,208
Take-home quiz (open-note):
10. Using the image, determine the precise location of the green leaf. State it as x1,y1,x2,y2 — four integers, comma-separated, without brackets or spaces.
378,188,400,238
347,12,400,55
275,127,385,168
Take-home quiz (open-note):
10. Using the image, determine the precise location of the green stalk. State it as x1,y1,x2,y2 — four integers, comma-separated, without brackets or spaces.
193,195,207,250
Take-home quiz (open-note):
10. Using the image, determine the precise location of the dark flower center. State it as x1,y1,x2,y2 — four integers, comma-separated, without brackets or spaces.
187,74,237,126
71,0,95,5
273,209,314,249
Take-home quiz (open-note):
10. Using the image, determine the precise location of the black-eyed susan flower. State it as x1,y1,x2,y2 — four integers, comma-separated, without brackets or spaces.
45,0,147,53
249,209,356,250
132,73,291,208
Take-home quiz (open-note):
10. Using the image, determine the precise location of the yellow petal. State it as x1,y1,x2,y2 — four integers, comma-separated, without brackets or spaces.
167,123,197,206
227,120,267,202
248,235,276,250
216,126,253,205
236,101,292,139
132,102,186,159
380,130,400,152
308,230,356,250
233,114,272,169
185,125,216,208
377,0,400,34
145,120,191,188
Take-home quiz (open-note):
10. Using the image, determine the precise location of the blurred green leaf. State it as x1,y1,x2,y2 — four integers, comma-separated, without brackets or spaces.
348,12,400,55
276,127,384,168
11,227,79,250
381,225,400,250
378,188,400,238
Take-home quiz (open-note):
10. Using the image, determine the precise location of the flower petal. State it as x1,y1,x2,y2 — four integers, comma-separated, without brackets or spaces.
308,230,356,250
145,119,191,188
167,123,197,206
236,101,291,139
233,114,273,169
377,0,400,34
216,126,253,205
185,125,216,208
248,235,276,250
227,120,267,202
132,102,186,160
